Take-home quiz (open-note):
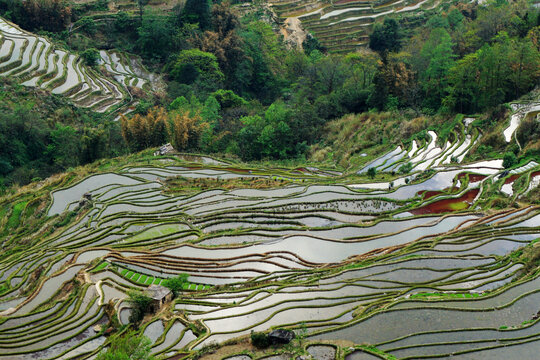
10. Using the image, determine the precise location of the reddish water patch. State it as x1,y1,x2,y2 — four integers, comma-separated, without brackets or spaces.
411,189,480,215
504,174,520,184
420,190,443,200
458,173,487,183
222,167,251,174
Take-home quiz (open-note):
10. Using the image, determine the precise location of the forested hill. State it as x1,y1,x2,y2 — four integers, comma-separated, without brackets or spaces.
0,0,539,191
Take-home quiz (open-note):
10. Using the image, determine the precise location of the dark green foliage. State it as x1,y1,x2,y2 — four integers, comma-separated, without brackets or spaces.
419,28,454,110
444,33,540,113
182,0,211,30
0,0,71,33
250,331,270,349
369,18,401,55
137,0,149,22
80,48,99,66
367,167,377,179
516,115,540,146
211,89,247,109
170,49,224,88
162,273,189,297
399,162,413,174
0,78,125,187
115,11,132,32
127,291,153,325
96,331,155,360
136,10,175,61
237,103,295,160
172,63,199,85
503,152,517,169
55,210,77,228
46,123,80,169
303,33,326,55
76,17,96,35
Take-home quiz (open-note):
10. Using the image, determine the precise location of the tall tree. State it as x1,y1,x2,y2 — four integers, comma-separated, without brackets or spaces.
444,53,480,113
120,107,168,152
369,18,401,56
168,110,206,150
420,28,455,109
182,0,211,30
137,10,175,61
21,0,72,32
137,0,149,22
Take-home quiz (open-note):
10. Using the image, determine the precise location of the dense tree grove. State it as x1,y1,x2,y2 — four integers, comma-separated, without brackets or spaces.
0,81,126,189
0,0,538,189
121,0,539,161
0,0,71,32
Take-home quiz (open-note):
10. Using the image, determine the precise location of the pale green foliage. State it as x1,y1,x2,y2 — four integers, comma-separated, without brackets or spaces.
162,273,189,297
96,331,154,360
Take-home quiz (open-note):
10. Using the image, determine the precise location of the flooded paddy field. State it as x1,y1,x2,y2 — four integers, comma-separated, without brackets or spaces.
0,16,159,114
0,126,539,359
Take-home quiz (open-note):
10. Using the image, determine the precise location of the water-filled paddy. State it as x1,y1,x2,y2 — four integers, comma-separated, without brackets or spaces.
0,151,538,359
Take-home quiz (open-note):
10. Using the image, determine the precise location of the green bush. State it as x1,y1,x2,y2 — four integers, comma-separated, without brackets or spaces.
127,291,153,325
162,273,189,297
399,162,413,174
96,330,155,360
81,48,99,66
250,331,269,348
503,152,517,169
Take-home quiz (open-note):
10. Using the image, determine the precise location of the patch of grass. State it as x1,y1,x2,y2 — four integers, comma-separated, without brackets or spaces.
126,224,185,242
410,292,481,300
164,176,293,195
91,261,108,273
7,201,27,229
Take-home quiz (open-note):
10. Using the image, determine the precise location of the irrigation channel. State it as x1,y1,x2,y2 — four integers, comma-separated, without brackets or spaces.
0,115,539,359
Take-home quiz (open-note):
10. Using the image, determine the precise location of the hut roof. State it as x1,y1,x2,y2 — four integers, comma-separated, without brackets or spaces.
145,285,171,301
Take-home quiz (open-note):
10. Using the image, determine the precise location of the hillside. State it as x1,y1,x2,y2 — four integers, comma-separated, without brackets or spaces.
0,17,159,114
268,0,445,52
0,0,539,359
0,102,539,358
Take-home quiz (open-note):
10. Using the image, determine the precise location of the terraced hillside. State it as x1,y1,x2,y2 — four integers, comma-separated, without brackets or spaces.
0,17,157,114
0,96,539,359
268,0,445,52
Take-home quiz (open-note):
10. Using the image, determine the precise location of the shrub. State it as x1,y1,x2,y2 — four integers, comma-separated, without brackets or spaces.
96,331,155,360
162,273,189,297
115,11,132,32
367,167,377,179
76,17,96,35
81,48,99,66
127,291,152,325
399,162,413,174
503,152,517,169
250,331,269,348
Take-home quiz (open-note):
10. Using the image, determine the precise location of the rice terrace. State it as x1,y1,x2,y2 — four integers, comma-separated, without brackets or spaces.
0,0,540,359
